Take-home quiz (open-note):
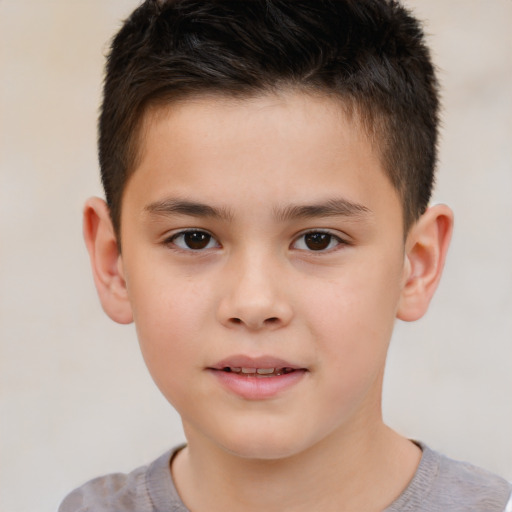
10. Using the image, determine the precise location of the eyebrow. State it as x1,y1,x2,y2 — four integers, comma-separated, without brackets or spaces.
145,197,371,222
145,198,234,221
274,198,371,222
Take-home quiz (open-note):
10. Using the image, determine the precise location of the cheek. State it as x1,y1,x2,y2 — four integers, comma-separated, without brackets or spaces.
303,283,394,426
307,260,402,332
304,253,404,375
130,267,211,332
127,272,214,388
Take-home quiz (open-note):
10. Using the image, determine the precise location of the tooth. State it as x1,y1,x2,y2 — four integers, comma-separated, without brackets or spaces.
256,368,275,375
231,367,241,373
241,368,257,374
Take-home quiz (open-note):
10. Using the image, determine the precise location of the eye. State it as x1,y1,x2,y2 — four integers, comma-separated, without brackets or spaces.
292,231,343,252
168,230,220,251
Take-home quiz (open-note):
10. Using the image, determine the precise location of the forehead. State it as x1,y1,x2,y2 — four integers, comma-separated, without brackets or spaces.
137,91,372,169
124,91,402,229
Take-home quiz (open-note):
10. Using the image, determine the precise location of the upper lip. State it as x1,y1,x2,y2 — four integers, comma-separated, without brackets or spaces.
209,355,305,371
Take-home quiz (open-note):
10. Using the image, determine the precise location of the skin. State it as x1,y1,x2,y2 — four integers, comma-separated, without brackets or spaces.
84,91,453,511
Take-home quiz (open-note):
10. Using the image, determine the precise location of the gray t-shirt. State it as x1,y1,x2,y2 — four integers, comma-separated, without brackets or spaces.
59,444,512,512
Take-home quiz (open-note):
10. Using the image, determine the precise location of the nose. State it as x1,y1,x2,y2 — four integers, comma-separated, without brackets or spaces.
216,250,293,331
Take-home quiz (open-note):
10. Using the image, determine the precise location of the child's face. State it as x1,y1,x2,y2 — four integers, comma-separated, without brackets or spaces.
118,92,409,459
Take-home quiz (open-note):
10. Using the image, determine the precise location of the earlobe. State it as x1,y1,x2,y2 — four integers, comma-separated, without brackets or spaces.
397,204,453,322
83,197,133,324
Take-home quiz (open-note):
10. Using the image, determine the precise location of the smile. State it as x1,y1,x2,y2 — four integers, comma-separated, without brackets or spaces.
209,357,307,400
221,367,297,377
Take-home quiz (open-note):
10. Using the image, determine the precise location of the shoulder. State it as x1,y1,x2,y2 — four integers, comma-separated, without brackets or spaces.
435,450,512,510
58,467,147,512
387,443,512,512
58,448,186,512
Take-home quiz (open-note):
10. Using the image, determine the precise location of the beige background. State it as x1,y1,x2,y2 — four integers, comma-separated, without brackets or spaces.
1,1,511,511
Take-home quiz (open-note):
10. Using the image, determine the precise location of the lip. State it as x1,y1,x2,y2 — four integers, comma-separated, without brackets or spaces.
211,355,303,371
207,355,308,400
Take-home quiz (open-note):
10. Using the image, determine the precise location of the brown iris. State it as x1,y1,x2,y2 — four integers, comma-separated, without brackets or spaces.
183,231,212,250
304,232,332,251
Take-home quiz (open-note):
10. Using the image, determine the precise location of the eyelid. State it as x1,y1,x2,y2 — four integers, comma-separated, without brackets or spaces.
291,229,349,252
164,228,221,251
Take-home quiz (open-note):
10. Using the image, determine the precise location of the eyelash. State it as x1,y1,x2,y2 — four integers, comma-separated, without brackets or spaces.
164,229,347,253
166,229,220,251
291,230,347,252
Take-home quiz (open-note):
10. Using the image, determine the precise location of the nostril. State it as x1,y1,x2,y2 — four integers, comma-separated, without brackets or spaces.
228,316,279,327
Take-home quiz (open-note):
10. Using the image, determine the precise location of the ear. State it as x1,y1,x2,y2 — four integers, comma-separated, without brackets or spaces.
83,197,133,324
397,204,453,322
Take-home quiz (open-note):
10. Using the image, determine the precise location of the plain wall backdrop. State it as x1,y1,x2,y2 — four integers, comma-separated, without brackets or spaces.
1,1,511,511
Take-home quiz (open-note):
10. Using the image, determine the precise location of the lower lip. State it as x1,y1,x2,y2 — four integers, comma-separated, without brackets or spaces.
208,369,307,400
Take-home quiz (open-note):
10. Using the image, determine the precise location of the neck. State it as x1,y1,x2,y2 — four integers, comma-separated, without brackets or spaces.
172,420,421,512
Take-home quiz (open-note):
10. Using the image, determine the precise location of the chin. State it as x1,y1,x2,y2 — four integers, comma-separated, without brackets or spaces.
224,442,301,461
214,426,316,461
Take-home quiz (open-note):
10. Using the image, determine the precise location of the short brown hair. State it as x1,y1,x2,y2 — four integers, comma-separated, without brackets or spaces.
99,0,440,238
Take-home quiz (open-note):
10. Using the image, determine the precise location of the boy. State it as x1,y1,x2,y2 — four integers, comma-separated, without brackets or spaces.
60,0,512,510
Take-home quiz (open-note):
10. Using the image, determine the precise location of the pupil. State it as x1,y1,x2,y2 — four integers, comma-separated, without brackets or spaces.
184,231,210,250
305,232,330,250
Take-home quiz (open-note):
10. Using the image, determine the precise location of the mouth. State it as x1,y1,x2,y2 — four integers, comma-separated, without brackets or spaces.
209,355,306,377
219,367,298,377
208,358,307,399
